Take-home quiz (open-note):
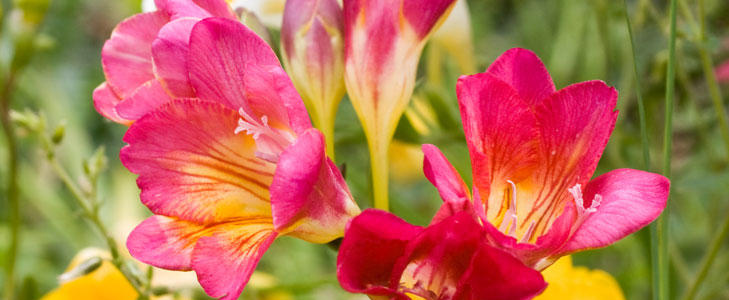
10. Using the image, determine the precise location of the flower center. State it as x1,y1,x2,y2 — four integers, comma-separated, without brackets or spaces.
235,107,295,163
498,180,537,243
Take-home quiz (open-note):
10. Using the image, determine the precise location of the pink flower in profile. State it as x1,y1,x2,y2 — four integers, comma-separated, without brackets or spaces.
93,0,237,124
281,0,345,157
343,0,458,210
423,48,670,270
337,209,547,300
123,18,360,300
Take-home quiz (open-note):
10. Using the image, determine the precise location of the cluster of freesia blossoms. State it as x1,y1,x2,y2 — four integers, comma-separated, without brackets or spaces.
93,0,670,299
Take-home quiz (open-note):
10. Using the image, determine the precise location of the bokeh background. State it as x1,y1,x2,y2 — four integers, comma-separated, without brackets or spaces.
2,0,729,299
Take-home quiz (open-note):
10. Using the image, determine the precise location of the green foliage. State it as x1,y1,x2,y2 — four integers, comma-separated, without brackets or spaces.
1,0,729,299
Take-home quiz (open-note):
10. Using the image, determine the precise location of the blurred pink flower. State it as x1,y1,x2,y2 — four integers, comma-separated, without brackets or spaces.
93,0,237,124
423,48,670,270
337,209,547,300
123,18,359,300
716,60,729,83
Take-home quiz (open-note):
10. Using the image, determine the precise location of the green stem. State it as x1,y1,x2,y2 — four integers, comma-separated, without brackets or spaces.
623,0,652,170
681,0,729,298
682,209,729,300
367,133,390,211
43,141,148,299
669,240,691,286
694,3,729,158
1,68,19,300
656,0,678,299
318,109,337,160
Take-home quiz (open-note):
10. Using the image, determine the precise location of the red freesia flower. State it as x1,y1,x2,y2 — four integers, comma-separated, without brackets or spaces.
423,48,670,269
337,209,547,300
121,17,359,300
93,0,237,124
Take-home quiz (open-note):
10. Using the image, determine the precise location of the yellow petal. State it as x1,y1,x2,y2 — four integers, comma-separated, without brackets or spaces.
41,249,137,300
536,256,625,300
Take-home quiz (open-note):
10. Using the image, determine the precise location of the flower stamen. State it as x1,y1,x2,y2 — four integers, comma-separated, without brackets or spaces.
520,221,537,243
569,184,602,218
235,107,295,163
499,180,520,238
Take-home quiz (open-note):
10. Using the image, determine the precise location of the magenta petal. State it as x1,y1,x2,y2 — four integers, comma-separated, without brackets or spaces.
188,17,311,132
116,80,173,121
485,48,556,106
270,129,358,243
422,144,473,224
152,17,198,98
127,215,203,270
456,72,539,216
337,209,422,297
558,169,669,254
101,11,168,99
92,82,130,124
343,0,397,67
455,244,547,300
534,80,618,187
391,212,484,299
402,0,457,38
159,0,234,20
191,0,236,19
192,225,277,300
120,99,274,224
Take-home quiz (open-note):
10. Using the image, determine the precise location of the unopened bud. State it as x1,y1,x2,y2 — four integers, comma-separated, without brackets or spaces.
57,256,103,284
281,0,344,153
51,121,65,144
9,109,41,131
151,286,170,296
83,146,107,179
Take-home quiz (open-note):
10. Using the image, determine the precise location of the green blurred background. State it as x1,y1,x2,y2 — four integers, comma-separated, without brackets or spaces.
1,0,729,299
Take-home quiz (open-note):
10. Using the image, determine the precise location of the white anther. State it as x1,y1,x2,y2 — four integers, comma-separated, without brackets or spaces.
234,107,295,163
569,184,601,215
499,180,519,238
520,221,537,243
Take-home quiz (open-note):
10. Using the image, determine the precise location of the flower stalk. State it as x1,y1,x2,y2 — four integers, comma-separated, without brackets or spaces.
623,0,651,170
1,59,20,300
655,0,678,299
24,114,152,299
681,0,729,298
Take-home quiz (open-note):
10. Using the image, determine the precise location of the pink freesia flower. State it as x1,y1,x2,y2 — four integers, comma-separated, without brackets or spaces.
123,18,360,300
337,209,547,300
343,0,458,209
93,0,237,124
423,48,670,270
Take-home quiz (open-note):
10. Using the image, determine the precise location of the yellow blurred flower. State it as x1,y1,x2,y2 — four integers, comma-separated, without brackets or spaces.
389,141,425,184
41,248,137,300
430,0,476,76
389,92,447,185
42,247,287,300
536,256,625,300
